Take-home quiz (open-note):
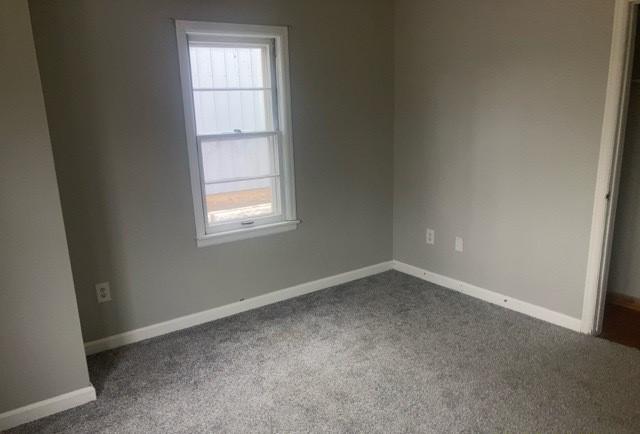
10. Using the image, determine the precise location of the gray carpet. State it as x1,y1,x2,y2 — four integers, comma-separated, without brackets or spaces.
7,270,640,433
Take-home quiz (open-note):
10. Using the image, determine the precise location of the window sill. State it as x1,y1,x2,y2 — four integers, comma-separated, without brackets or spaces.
196,219,300,247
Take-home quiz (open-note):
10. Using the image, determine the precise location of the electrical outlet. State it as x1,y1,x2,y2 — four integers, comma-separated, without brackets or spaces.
455,236,464,252
426,228,435,245
95,282,112,303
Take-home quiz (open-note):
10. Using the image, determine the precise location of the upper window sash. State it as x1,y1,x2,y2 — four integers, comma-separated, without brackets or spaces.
188,37,279,136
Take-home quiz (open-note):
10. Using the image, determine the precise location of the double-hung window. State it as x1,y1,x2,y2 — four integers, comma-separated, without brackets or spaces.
175,21,298,246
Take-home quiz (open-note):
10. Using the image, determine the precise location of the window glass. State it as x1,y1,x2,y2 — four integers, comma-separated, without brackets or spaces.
204,178,278,224
189,46,265,89
200,136,277,182
192,90,271,134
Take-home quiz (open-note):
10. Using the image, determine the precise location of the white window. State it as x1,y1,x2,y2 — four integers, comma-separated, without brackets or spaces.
175,21,298,246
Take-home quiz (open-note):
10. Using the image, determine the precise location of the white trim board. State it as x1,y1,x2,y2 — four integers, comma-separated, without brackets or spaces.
84,261,394,355
392,260,583,332
582,0,639,335
0,386,96,431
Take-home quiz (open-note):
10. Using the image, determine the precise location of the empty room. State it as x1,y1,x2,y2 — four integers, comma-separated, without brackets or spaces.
2,0,640,432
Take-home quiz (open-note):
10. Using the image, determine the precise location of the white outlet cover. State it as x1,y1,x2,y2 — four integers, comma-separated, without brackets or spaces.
426,228,435,245
95,282,112,303
455,236,464,252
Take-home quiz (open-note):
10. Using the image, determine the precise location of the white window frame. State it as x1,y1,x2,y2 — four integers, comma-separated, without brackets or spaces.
175,21,298,246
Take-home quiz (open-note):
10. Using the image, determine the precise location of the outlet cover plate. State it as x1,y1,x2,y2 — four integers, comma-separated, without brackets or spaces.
455,236,464,252
95,282,112,303
426,228,435,245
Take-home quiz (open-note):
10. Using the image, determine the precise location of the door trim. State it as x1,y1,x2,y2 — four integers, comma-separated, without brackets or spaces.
582,0,639,334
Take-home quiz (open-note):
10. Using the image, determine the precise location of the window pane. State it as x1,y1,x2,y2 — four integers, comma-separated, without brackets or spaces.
193,90,272,134
201,136,277,182
189,45,266,89
205,178,279,224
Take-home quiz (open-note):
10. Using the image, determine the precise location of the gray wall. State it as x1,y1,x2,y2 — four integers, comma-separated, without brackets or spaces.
29,0,394,342
394,0,614,319
608,51,640,299
0,0,91,413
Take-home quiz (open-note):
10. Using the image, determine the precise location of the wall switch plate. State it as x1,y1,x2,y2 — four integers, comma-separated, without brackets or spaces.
426,228,435,245
95,282,112,303
455,236,464,252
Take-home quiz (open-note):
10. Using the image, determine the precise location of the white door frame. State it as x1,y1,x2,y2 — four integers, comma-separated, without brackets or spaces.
582,0,639,334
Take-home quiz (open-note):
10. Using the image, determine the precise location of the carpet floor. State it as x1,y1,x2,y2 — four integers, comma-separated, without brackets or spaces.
8,270,640,433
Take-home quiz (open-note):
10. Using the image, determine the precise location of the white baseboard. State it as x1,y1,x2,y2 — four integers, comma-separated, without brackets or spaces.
0,386,96,431
84,261,394,355
392,260,583,332
85,259,583,355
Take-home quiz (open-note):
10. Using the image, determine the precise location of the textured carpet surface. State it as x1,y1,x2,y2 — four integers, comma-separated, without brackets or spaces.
8,270,640,433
